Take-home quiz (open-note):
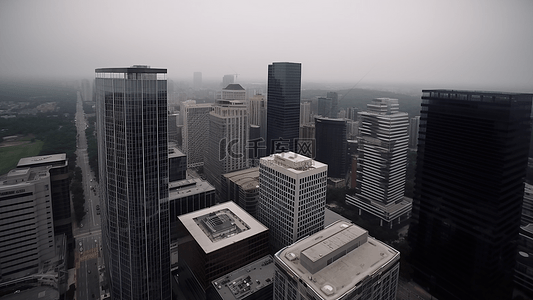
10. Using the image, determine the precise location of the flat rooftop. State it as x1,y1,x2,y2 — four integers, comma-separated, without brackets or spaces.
178,201,268,254
17,153,66,167
212,255,275,300
169,178,215,201
168,147,185,158
261,152,327,173
223,167,259,191
276,220,400,300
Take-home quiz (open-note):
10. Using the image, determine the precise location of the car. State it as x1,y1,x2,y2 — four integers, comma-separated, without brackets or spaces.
90,179,93,182
97,211,100,215
79,241,82,246
80,223,83,228
79,247,83,252
87,270,91,274
96,205,100,210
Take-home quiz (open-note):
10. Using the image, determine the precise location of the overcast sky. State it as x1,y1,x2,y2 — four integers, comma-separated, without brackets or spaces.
1,0,532,91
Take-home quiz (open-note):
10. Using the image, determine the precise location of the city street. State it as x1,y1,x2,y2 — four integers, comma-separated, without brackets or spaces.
74,91,104,300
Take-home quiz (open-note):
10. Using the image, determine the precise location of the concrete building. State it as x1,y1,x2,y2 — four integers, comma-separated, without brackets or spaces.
176,201,270,299
220,167,260,218
180,100,213,168
346,98,411,228
522,183,533,226
315,117,347,179
408,116,420,151
257,152,327,252
274,220,400,300
16,154,72,247
0,168,56,281
211,255,275,300
267,62,301,154
408,90,533,300
515,224,533,297
95,66,170,300
300,101,312,125
168,147,186,182
205,84,249,193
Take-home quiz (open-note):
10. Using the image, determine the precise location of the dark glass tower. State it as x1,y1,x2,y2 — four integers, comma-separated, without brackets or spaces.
315,117,347,178
408,90,533,300
95,66,170,300
266,62,301,154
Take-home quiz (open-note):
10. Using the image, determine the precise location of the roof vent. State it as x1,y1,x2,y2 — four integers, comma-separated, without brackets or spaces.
321,284,335,296
285,252,297,261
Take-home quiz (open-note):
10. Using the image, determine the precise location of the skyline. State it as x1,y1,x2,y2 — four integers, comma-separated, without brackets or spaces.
0,0,532,92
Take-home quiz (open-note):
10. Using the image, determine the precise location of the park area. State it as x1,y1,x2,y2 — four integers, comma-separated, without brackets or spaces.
0,135,43,175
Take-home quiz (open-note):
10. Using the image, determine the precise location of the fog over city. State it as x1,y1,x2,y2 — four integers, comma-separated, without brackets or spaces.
1,0,532,91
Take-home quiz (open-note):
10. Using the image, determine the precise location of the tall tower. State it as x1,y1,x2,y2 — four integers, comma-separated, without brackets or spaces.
300,101,312,125
315,117,347,179
408,90,533,300
204,84,249,193
327,91,339,118
408,115,420,151
346,98,411,228
248,94,267,160
95,66,170,300
180,100,213,168
267,62,301,154
257,152,327,252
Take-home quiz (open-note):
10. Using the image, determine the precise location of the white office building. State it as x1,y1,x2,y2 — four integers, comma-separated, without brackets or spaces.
274,220,400,300
257,152,327,251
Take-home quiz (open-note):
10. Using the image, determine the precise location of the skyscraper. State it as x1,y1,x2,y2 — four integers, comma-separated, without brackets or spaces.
346,98,411,228
327,91,339,118
267,62,301,154
257,152,327,251
315,117,347,179
408,90,533,300
317,97,332,118
408,115,420,151
248,94,267,160
300,101,312,125
204,84,249,193
95,66,170,300
180,100,213,168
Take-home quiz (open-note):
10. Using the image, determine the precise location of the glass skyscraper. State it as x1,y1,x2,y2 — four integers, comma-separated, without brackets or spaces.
266,62,301,154
95,66,170,300
408,90,533,300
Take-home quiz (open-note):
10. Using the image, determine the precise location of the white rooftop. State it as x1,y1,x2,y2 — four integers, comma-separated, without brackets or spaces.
178,201,268,254
276,220,400,300
17,154,66,167
261,152,327,174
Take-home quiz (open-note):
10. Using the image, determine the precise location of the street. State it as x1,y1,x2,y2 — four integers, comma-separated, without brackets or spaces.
74,91,104,300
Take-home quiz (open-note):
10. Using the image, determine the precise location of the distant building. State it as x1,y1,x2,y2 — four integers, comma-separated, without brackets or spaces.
205,84,249,193
274,220,400,300
257,152,327,252
168,113,179,145
0,168,56,281
300,101,312,125
299,123,316,158
346,98,411,228
221,74,235,89
327,91,339,118
267,62,301,154
408,116,420,151
315,117,347,179
317,97,332,118
248,94,267,160
408,90,533,300
220,167,260,218
522,183,533,226
346,107,358,121
515,224,533,296
16,154,72,247
169,147,186,182
176,202,270,300
211,255,275,300
193,72,202,90
180,100,213,168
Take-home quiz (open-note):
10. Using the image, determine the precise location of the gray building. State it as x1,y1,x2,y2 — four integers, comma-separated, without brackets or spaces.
274,220,400,300
169,146,186,182
0,167,56,281
211,255,275,300
168,178,216,226
515,224,533,296
221,167,260,218
346,98,411,228
408,116,420,151
522,183,533,226
180,100,213,168
95,66,170,300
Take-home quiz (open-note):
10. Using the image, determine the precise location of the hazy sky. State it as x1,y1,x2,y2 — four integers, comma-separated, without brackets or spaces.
1,0,532,91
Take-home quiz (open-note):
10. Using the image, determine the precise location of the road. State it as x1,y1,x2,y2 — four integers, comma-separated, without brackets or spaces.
74,91,104,300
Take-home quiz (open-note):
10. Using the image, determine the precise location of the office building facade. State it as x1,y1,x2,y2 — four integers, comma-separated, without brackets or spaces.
221,167,260,218
95,66,170,300
300,101,312,125
180,100,213,168
408,116,420,151
267,62,301,154
346,98,411,228
257,152,327,251
274,220,400,300
408,90,533,300
315,117,347,179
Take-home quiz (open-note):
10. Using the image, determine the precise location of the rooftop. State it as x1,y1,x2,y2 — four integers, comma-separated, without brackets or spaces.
168,147,185,158
212,255,275,300
17,153,66,167
168,178,215,200
223,84,245,91
178,201,268,254
223,167,259,191
276,220,400,300
261,152,327,173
